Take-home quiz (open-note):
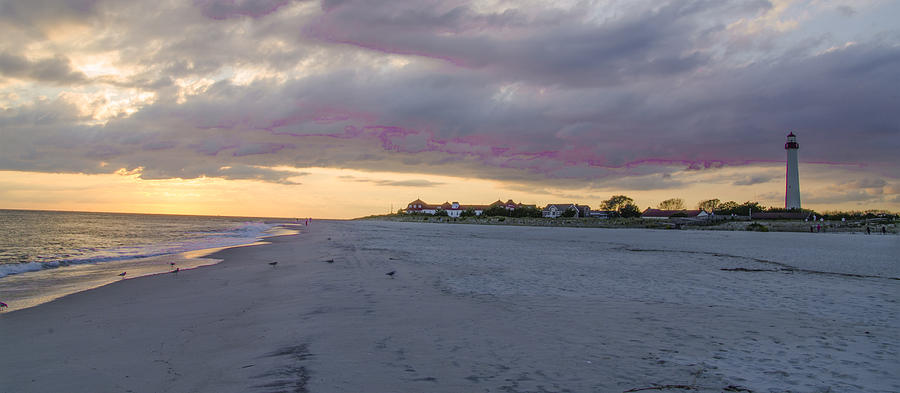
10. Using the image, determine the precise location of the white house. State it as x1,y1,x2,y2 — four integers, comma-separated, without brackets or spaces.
542,204,578,218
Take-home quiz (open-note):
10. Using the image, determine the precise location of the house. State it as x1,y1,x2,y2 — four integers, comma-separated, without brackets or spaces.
542,203,590,218
543,204,575,218
588,210,613,219
405,199,440,215
404,199,488,216
575,205,591,218
486,199,532,211
641,209,708,219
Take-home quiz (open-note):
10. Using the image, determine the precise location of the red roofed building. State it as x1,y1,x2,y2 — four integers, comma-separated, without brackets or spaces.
405,199,441,215
404,199,531,217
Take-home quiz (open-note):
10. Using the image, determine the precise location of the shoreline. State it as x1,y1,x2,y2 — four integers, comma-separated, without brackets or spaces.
0,224,303,313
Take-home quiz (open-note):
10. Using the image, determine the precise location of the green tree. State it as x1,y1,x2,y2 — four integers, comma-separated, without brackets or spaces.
619,203,642,218
602,195,634,211
460,208,477,217
715,201,740,215
433,209,449,217
481,206,509,216
697,199,720,212
511,206,542,218
714,201,762,216
561,208,577,218
658,198,685,210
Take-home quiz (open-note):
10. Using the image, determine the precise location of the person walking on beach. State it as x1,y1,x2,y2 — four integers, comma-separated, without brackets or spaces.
883,226,888,235
816,223,821,233
866,226,871,235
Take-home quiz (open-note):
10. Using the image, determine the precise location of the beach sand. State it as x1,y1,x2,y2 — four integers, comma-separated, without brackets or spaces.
1,221,897,392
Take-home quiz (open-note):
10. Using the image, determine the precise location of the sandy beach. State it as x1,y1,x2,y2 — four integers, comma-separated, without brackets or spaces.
1,220,897,393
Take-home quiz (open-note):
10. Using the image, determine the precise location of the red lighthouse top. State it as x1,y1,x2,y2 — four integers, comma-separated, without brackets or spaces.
785,132,799,149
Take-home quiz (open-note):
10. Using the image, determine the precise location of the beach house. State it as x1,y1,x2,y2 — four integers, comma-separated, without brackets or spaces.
405,199,536,216
542,204,590,218
404,199,487,216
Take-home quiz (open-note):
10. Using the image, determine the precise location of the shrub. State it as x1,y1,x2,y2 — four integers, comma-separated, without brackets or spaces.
746,222,769,232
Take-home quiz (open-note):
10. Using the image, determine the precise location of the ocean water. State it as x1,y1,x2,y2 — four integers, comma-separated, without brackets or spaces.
0,209,296,311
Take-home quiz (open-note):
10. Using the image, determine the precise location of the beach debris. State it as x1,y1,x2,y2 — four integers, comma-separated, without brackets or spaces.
118,272,127,278
170,262,176,268
325,259,334,263
268,261,278,267
172,267,180,274
386,270,396,278
0,301,8,310
623,384,696,392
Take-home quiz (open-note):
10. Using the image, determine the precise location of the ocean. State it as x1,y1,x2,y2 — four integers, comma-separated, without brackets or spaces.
0,209,295,311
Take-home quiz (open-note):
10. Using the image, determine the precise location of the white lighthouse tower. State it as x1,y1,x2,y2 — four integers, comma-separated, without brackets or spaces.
784,132,801,210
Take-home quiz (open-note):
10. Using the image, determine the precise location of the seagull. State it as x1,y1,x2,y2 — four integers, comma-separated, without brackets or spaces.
268,261,278,267
325,259,334,263
385,270,396,278
118,272,127,278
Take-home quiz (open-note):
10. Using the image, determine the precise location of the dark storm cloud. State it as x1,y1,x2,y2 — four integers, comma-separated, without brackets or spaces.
0,52,87,84
308,0,764,86
0,0,100,30
1,0,898,194
195,0,301,20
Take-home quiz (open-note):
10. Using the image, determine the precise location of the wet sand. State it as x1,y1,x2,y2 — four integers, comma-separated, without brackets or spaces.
1,220,897,393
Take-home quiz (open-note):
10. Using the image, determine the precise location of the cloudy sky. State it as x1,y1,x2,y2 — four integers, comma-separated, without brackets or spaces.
1,0,898,218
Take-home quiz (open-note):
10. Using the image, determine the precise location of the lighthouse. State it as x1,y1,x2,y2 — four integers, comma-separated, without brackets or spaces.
784,132,801,210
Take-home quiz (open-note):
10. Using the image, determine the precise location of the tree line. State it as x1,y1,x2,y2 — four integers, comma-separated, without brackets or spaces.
402,197,897,220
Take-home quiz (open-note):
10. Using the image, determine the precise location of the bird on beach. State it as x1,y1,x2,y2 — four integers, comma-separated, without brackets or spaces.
268,261,278,267
118,272,127,278
386,270,396,278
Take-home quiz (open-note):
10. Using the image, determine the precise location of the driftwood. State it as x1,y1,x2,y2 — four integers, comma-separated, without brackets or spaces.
623,384,754,392
623,385,696,392
720,267,777,272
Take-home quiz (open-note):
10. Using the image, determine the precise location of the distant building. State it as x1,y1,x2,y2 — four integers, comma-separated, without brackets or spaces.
588,210,613,219
575,205,591,217
542,204,575,218
542,204,590,218
404,199,530,216
641,209,708,219
405,199,441,215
